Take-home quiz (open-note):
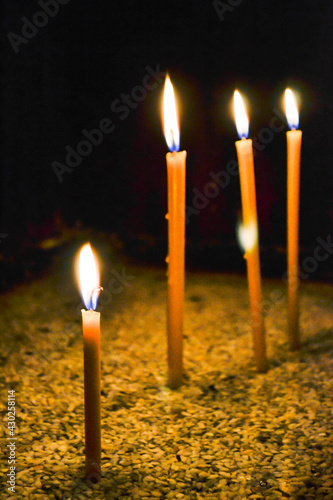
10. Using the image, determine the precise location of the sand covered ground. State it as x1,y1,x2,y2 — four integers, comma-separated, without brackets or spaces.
1,241,333,499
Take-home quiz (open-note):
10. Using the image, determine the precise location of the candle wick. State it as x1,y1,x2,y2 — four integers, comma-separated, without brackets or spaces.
89,286,103,310
170,128,175,150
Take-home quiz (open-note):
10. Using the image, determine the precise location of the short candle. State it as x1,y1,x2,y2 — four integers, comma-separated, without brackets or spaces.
78,243,102,481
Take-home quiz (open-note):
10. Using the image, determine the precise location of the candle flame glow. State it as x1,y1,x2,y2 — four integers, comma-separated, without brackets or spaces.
79,243,100,310
284,88,299,130
163,75,180,152
237,221,258,253
234,90,249,139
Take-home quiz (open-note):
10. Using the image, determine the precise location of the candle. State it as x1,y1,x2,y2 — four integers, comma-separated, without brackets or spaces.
233,90,268,373
78,243,102,481
285,88,302,351
162,75,187,389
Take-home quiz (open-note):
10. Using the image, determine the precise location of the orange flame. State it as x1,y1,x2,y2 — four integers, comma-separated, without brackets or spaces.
237,221,258,253
78,243,100,310
234,90,249,139
284,88,299,130
163,75,180,152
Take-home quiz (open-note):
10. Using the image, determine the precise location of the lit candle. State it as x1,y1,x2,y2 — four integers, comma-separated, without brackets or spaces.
233,90,268,373
285,88,302,351
78,243,102,481
162,75,187,389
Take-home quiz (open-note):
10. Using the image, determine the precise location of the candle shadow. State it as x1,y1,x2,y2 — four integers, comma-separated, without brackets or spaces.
301,328,333,357
269,327,333,369
60,471,97,500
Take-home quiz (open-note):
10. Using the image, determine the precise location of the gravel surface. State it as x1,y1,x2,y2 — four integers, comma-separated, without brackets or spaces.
1,242,333,499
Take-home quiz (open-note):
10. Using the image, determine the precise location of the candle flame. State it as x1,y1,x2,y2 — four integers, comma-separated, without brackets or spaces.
163,74,180,152
79,243,100,310
284,88,299,130
237,221,258,253
234,90,249,139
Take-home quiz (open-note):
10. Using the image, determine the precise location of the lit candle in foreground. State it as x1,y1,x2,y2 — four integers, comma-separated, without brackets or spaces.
285,88,302,351
162,75,187,389
233,90,268,373
78,243,102,481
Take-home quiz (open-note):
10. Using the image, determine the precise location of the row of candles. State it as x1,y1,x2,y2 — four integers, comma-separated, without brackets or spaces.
77,77,302,480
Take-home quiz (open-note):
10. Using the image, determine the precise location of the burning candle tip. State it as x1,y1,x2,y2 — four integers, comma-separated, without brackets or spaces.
163,75,180,152
78,243,101,311
233,90,249,140
284,88,299,130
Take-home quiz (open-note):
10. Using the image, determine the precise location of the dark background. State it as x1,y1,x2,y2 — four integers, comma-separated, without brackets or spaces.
1,0,333,281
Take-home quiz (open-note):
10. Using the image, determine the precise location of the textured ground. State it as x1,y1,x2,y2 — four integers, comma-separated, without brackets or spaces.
1,241,333,499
